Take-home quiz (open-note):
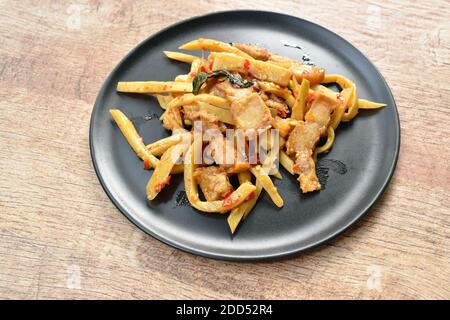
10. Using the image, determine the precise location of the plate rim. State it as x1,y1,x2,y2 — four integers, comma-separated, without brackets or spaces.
89,9,401,261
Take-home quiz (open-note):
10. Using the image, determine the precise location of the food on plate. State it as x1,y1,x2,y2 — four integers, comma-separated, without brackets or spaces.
112,38,385,233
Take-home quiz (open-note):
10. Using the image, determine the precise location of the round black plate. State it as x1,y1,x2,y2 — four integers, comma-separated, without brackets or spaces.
90,10,400,261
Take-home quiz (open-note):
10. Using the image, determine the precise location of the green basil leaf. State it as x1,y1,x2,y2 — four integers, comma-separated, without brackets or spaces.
191,70,254,95
192,72,209,95
211,70,254,88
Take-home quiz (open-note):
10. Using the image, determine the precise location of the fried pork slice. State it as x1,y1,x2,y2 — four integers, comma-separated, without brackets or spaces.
286,92,338,193
205,130,250,173
162,107,184,131
210,80,254,102
230,93,273,131
207,134,236,166
286,122,321,192
208,85,227,99
290,64,325,87
265,94,290,118
193,166,233,201
233,43,271,61
305,93,338,135
183,105,222,131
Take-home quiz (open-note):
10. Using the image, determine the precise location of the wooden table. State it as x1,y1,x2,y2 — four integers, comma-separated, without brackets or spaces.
1,0,449,300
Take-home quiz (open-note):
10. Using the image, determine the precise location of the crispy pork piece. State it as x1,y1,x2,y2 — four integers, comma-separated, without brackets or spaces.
194,166,233,201
290,64,325,87
305,93,338,135
286,92,338,193
286,122,321,192
265,93,290,117
183,105,221,131
230,93,272,131
204,129,250,172
209,135,234,164
162,107,183,131
233,43,271,61
211,80,254,102
208,84,227,99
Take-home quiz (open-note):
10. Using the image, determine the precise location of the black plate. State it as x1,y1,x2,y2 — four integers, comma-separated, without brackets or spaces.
90,10,400,260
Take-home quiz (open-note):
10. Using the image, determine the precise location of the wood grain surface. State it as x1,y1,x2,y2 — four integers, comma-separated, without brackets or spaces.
0,0,449,300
